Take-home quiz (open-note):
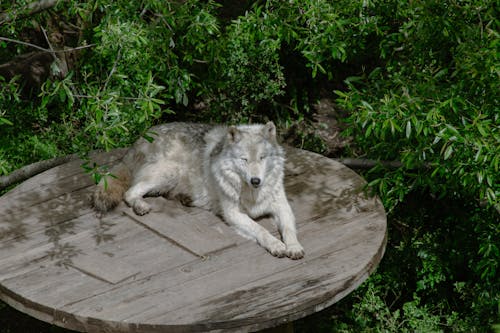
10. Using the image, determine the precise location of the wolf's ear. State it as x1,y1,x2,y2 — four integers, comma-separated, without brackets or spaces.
227,126,242,143
263,121,277,142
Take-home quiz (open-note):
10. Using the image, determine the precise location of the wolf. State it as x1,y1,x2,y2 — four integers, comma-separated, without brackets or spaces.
92,122,304,259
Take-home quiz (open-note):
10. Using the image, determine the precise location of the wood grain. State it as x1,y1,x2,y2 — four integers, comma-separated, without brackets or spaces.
0,147,387,332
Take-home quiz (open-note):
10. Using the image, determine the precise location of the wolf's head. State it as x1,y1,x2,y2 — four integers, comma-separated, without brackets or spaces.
225,122,284,189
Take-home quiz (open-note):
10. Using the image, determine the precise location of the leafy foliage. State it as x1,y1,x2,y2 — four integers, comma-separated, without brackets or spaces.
0,0,498,331
337,0,499,211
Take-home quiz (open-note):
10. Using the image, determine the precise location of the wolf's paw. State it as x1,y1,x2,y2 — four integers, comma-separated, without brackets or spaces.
133,201,151,216
268,239,287,258
286,242,305,260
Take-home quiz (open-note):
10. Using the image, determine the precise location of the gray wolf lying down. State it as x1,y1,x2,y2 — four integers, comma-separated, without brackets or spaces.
93,122,304,259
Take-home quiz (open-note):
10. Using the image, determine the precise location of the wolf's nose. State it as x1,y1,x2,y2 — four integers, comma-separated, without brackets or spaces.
250,177,261,187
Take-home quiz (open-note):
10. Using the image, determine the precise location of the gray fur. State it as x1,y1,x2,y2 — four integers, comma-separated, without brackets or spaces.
93,122,304,259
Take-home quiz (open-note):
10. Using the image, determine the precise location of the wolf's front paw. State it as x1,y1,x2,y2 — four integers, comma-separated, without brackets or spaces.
133,201,151,216
286,242,305,260
268,239,287,258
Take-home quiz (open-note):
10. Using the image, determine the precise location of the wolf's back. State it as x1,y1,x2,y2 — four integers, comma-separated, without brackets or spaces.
92,162,131,213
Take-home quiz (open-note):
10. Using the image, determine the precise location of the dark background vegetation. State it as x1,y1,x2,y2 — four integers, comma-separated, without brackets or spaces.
0,0,498,332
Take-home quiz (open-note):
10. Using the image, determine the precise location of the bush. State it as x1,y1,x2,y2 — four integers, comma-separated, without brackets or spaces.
330,1,499,330
337,0,499,211
0,0,498,331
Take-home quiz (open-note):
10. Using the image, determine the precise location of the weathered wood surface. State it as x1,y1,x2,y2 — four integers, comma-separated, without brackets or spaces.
0,147,387,332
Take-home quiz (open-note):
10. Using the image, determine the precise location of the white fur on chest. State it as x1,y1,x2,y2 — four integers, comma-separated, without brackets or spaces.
239,182,280,219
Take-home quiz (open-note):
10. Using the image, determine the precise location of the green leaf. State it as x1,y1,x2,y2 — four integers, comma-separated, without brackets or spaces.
446,124,459,135
0,117,13,126
477,123,488,137
93,172,102,185
367,178,382,187
405,120,412,138
434,68,448,79
365,124,372,137
334,90,348,98
477,171,484,184
443,145,454,160
361,100,374,111
143,133,155,143
474,146,482,161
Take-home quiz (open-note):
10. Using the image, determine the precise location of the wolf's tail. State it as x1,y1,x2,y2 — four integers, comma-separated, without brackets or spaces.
92,162,131,213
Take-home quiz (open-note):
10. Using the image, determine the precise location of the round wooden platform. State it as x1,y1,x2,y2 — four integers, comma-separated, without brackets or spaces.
0,147,386,333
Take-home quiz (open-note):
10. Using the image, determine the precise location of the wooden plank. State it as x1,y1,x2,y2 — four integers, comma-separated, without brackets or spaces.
165,217,386,329
1,199,238,311
284,150,374,224
0,171,95,212
4,149,127,197
69,251,139,285
125,197,240,257
0,149,126,212
60,210,384,325
0,211,99,281
0,187,93,245
0,208,199,308
134,213,386,327
0,208,197,283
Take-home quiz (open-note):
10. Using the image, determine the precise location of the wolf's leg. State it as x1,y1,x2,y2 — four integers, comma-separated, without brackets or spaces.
123,181,159,215
272,195,305,260
124,175,178,215
124,161,179,215
223,205,287,258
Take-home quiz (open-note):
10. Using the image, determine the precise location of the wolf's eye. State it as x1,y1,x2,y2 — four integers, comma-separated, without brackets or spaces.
240,157,248,162
259,155,267,160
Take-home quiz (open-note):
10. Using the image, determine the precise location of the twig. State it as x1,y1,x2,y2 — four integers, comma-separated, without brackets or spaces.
103,48,122,91
73,94,146,101
0,36,52,53
0,154,80,191
58,44,96,52
0,36,95,54
41,26,57,61
478,11,484,40
40,25,70,78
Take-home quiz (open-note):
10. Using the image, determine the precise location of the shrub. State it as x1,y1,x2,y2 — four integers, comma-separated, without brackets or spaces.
336,0,499,211
0,0,497,331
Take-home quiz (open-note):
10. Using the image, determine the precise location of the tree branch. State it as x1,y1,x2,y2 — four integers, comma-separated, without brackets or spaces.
0,36,53,53
333,158,403,170
0,0,61,24
0,37,95,54
0,154,79,191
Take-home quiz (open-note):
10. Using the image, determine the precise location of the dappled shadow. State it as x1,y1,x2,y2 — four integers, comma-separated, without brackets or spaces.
93,218,117,245
0,218,28,246
0,150,125,269
285,147,380,224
